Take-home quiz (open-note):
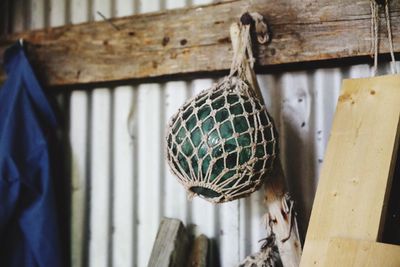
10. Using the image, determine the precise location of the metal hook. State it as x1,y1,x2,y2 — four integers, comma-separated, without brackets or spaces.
240,12,270,44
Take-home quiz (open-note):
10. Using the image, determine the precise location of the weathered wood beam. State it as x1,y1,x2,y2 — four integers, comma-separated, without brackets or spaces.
1,0,400,87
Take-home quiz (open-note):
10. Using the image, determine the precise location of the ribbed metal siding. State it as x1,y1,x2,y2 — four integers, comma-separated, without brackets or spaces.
2,1,399,266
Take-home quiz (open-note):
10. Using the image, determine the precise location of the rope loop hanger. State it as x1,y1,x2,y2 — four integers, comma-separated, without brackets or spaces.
229,12,269,81
370,0,398,76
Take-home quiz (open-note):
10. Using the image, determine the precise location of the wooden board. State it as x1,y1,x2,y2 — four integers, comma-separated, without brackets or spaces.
187,234,209,267
324,238,400,267
300,75,400,266
1,0,400,87
147,218,190,267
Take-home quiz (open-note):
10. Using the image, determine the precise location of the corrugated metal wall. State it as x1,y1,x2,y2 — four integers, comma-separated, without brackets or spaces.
2,0,399,266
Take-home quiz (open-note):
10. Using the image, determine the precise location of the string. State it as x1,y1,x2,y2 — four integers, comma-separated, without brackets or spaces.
230,11,268,80
370,0,397,76
229,24,254,80
370,0,379,76
384,0,398,74
229,24,248,77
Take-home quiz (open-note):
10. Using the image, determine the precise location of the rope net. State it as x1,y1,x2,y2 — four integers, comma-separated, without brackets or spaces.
165,22,277,203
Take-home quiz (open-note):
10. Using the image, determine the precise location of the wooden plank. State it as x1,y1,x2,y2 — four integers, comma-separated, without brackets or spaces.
1,0,400,87
324,238,400,267
148,218,190,267
300,75,400,266
187,234,209,267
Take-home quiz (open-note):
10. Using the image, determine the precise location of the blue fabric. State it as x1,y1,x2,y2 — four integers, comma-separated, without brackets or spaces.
0,43,62,267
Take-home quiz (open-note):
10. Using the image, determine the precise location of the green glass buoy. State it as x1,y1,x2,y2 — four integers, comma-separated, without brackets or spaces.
166,76,276,203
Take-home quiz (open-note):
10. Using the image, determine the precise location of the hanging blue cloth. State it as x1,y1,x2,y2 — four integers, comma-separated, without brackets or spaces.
0,42,62,267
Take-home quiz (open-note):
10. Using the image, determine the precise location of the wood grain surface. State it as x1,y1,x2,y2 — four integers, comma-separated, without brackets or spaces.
300,74,400,266
324,238,400,267
0,0,399,87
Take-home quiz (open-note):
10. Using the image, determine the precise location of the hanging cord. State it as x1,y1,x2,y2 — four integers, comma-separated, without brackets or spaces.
370,0,397,76
229,23,253,79
370,0,379,76
384,0,398,74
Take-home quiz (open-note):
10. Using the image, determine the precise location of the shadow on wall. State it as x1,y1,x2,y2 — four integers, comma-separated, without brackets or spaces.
383,141,400,245
281,117,314,242
259,72,319,242
48,91,73,267
186,223,221,267
208,238,222,267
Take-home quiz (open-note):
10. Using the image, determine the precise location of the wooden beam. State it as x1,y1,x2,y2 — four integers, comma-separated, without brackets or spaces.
1,0,400,87
300,75,400,266
325,238,400,267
